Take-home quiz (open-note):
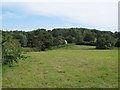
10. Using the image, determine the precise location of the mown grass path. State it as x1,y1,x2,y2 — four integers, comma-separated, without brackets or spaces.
3,45,118,88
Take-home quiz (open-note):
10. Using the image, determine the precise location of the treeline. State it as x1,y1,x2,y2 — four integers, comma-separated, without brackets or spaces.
2,28,120,65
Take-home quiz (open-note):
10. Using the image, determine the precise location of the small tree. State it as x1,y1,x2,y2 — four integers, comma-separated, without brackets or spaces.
2,38,22,65
75,32,83,45
115,38,120,47
65,36,74,43
33,31,53,51
83,31,95,42
96,34,115,49
13,33,27,47
52,37,60,46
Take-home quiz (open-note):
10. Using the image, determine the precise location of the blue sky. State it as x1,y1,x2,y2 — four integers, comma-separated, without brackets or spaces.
1,1,118,32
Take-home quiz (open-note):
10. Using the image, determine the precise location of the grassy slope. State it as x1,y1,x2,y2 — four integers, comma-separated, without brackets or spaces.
2,45,118,88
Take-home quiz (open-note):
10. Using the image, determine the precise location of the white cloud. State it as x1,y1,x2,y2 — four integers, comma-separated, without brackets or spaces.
2,1,118,31
2,0,119,3
22,2,118,31
3,12,18,18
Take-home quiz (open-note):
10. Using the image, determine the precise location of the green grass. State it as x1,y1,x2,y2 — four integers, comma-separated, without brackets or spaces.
2,45,118,88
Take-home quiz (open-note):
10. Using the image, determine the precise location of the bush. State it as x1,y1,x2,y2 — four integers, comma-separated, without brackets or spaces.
22,47,38,52
115,39,120,47
13,33,27,47
81,41,96,46
65,36,75,43
96,34,115,49
75,35,83,45
2,39,22,65
52,37,60,46
33,31,53,51
83,31,95,42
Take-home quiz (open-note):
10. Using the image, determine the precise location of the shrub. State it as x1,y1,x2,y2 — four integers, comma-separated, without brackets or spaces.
83,31,95,42
13,33,27,47
52,37,60,46
65,36,74,43
2,39,22,65
96,34,115,49
115,39,120,47
75,35,83,45
81,41,96,46
33,31,53,51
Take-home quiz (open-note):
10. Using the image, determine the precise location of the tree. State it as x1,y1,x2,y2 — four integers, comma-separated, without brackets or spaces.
65,36,74,43
83,30,95,42
2,38,22,65
13,33,27,47
26,32,35,47
115,38,120,47
75,31,83,45
96,34,115,49
52,37,60,46
33,30,53,51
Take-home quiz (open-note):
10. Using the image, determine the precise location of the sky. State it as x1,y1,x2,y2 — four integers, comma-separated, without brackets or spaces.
1,0,119,32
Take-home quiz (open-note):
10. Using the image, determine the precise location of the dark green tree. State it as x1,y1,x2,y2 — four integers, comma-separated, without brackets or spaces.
115,38,120,47
96,34,115,49
65,36,75,43
75,31,83,45
2,38,22,65
13,33,27,47
33,30,53,51
52,37,60,46
83,30,95,42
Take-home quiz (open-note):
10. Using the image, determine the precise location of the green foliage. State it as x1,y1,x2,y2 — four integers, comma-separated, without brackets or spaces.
52,36,65,46
96,34,116,49
22,47,38,52
26,32,35,47
33,29,53,51
82,41,96,46
75,31,83,45
115,38,120,47
2,31,12,43
2,28,117,52
114,32,120,47
52,37,60,46
83,30,95,42
13,33,27,47
57,36,66,45
65,36,75,43
114,31,120,39
2,28,118,66
2,38,22,65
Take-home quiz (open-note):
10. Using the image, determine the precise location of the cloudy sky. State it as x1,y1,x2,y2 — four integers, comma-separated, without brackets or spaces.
1,0,119,32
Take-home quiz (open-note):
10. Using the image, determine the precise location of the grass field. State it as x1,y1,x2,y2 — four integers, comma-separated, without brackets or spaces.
2,45,118,88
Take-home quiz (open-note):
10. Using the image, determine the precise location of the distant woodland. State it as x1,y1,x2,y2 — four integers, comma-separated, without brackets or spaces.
2,28,120,65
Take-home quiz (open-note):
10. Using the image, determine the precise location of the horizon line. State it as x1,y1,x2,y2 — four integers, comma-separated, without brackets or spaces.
1,27,118,32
